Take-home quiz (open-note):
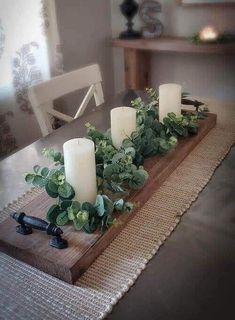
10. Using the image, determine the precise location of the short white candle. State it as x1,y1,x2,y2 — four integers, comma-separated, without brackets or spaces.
63,138,97,204
159,83,182,123
199,25,218,42
111,106,137,149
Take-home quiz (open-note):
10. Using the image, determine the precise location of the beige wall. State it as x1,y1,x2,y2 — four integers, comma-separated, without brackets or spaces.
111,0,235,101
55,0,114,115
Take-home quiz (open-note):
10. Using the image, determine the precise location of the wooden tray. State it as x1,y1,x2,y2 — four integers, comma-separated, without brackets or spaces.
0,114,216,284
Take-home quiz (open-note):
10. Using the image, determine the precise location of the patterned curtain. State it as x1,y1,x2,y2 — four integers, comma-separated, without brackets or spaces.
0,0,63,159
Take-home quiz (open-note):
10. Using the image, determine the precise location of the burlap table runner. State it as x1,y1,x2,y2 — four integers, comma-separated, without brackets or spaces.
0,101,235,320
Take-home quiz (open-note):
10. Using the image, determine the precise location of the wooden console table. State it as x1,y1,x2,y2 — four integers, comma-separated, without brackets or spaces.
112,36,235,90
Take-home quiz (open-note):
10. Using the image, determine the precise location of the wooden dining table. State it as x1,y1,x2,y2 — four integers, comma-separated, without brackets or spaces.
0,91,235,320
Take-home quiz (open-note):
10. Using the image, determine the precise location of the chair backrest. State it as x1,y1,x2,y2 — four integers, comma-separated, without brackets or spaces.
28,64,104,137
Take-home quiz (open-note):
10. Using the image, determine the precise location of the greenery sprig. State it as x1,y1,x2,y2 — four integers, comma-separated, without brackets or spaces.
25,88,208,234
189,32,235,45
25,155,135,233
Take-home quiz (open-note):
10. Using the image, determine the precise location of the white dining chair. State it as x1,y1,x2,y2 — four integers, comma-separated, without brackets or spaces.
28,64,104,137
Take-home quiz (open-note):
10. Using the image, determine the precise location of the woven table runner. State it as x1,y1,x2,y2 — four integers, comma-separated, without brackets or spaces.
0,101,235,320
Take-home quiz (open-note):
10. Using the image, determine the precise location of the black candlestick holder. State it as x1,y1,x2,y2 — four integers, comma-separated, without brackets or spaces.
119,0,141,39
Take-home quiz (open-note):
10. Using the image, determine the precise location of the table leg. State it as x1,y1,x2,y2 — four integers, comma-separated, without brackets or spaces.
124,48,150,90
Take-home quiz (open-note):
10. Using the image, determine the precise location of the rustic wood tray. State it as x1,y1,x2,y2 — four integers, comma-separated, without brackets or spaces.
0,114,216,284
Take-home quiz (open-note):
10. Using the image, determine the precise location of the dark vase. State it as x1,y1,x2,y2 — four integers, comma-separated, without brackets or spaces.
119,0,141,39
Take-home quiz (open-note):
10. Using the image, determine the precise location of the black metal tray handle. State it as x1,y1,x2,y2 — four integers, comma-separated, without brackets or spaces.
11,212,68,249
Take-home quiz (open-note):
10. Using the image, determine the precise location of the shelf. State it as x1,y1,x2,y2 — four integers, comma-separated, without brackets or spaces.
112,37,235,54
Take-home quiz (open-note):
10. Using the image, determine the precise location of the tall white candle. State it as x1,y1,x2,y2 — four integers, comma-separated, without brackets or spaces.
159,83,182,123
63,138,97,204
111,106,137,149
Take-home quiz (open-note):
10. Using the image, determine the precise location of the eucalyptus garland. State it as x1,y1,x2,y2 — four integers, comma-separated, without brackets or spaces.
189,32,235,45
25,88,208,234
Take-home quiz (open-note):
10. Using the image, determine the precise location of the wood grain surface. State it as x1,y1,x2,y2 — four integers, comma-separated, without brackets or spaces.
124,49,150,90
0,113,217,283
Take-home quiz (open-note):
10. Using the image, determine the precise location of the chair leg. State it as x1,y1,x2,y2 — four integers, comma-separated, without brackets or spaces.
74,85,95,118
94,83,104,106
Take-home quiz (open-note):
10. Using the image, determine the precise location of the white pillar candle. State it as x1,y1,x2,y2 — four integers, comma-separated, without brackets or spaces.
159,83,182,123
63,138,97,204
199,25,218,42
111,106,137,149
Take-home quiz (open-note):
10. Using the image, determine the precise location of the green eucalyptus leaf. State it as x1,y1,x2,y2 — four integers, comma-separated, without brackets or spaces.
67,207,75,221
59,166,65,174
107,216,117,227
81,202,96,216
58,182,74,199
131,131,140,141
76,210,89,222
73,218,84,231
101,215,109,231
95,195,105,216
119,172,132,180
82,221,97,234
97,176,103,190
145,127,154,139
61,200,72,210
25,174,35,184
32,175,47,188
152,120,163,133
102,195,114,216
133,153,144,166
122,138,134,148
65,201,81,220
33,165,40,174
103,164,120,180
73,210,89,230
48,168,57,177
151,138,160,154
54,152,62,162
138,168,149,180
71,201,81,213
123,202,134,212
47,205,61,223
112,153,125,163
45,183,58,198
159,139,170,152
47,180,58,193
124,147,136,158
114,199,124,211
141,141,153,157
109,181,125,193
169,136,178,147
159,129,166,139
51,171,66,186
147,109,157,118
104,128,112,140
56,211,69,226
128,170,147,190
96,164,104,177
41,167,49,177
144,115,154,127
112,152,125,163
172,122,187,136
